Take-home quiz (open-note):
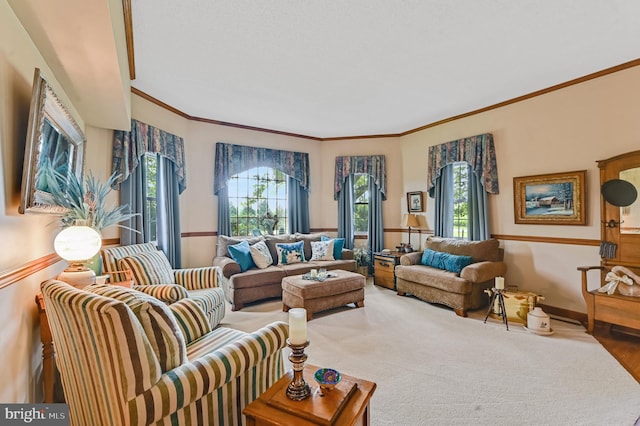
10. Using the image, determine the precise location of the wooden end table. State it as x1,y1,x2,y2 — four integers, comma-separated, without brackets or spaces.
373,251,403,290
243,364,376,425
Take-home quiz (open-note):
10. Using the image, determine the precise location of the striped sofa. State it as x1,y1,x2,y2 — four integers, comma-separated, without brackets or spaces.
102,243,226,328
41,279,288,426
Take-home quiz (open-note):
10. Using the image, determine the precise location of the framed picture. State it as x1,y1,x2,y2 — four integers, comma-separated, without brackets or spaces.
513,170,586,225
407,191,424,212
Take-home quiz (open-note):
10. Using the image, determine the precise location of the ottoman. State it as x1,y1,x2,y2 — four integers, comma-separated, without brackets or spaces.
282,270,365,320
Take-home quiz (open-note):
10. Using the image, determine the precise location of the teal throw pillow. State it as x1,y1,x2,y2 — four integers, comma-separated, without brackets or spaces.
275,240,305,265
228,240,256,272
421,249,472,274
321,235,345,260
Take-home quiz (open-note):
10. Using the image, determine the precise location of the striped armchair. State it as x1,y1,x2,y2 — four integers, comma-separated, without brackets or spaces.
41,279,288,426
102,243,225,327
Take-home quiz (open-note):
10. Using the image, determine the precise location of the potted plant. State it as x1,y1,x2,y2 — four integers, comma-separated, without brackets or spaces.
354,247,371,276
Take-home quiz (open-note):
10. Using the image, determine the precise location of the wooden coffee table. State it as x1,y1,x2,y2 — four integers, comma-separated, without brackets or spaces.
243,363,376,425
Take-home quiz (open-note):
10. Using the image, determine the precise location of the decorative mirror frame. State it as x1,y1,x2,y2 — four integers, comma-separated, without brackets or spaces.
19,68,85,214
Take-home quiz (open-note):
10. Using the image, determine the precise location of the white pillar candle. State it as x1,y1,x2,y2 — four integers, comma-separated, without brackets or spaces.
288,308,308,345
495,276,505,290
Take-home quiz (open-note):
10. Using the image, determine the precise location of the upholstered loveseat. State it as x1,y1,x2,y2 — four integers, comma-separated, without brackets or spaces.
42,279,288,426
213,233,356,311
395,237,507,317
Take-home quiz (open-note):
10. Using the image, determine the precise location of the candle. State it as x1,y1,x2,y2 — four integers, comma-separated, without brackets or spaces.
288,308,308,345
495,276,505,290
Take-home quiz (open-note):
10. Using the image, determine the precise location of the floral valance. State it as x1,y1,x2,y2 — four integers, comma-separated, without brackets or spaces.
334,155,387,200
213,142,310,194
112,119,186,193
427,133,499,195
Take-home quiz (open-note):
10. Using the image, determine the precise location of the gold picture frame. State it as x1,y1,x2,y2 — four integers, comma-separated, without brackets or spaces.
513,170,586,225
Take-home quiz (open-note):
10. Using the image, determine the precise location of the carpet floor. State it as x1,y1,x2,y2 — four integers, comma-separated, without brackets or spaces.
219,279,640,425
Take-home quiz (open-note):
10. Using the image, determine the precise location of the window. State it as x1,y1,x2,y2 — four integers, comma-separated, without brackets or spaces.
227,167,288,236
452,162,469,239
144,153,158,242
354,174,369,234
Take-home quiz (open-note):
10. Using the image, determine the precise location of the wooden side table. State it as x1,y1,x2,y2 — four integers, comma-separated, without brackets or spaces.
373,252,403,290
243,364,376,425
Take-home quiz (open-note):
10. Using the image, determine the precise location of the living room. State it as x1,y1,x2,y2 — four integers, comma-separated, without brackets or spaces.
1,0,640,422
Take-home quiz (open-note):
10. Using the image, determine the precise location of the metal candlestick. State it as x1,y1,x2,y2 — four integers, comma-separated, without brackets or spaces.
286,339,311,401
483,287,509,330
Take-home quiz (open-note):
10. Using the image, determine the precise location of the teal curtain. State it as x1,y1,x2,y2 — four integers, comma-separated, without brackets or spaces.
157,155,182,268
112,120,186,193
433,164,454,238
367,177,384,274
213,142,310,236
334,156,386,200
468,164,489,240
337,174,355,249
288,176,310,233
120,163,148,245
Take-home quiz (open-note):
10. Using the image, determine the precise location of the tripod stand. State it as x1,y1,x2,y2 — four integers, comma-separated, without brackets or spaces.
484,288,509,330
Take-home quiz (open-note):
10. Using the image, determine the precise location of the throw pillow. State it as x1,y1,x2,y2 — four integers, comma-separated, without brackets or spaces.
421,249,473,274
228,240,256,272
310,240,335,261
169,298,212,343
117,250,175,285
250,240,273,269
275,240,305,265
321,235,345,260
86,285,187,372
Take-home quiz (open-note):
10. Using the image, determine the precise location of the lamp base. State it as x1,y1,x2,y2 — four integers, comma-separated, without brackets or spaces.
57,266,96,289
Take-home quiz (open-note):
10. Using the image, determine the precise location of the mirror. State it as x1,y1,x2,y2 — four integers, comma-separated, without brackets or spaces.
19,68,85,214
619,167,640,234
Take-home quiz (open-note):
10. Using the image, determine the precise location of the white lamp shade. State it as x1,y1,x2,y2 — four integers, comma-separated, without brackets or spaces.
54,226,102,263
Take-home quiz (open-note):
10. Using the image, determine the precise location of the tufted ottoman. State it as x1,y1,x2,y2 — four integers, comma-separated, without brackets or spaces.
282,270,365,320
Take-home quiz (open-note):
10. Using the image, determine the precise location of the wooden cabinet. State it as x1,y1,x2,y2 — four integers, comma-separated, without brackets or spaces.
373,252,402,290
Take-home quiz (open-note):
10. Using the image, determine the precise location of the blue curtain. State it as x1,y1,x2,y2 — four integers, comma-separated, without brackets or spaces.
217,186,231,237
433,164,454,238
367,177,384,273
288,176,310,234
337,174,355,249
157,155,182,268
120,163,148,245
468,164,489,240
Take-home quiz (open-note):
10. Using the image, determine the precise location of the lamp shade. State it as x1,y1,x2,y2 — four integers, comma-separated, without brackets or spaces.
402,213,419,228
54,225,102,263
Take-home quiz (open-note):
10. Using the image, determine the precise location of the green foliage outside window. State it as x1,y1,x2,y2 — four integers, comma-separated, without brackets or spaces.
453,162,469,240
354,174,369,233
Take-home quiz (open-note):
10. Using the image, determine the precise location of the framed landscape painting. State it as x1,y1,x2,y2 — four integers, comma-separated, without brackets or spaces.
513,170,586,225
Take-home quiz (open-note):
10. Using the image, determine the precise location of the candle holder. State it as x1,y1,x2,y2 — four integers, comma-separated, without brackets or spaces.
286,338,311,401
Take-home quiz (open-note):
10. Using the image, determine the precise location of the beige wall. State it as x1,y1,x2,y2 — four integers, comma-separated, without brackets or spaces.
0,1,82,402
402,66,640,311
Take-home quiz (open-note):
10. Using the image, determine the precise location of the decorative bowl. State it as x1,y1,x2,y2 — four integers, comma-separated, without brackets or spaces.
314,368,341,393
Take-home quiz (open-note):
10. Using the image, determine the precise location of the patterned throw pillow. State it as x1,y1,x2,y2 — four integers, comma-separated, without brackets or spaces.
310,240,335,261
275,240,305,265
117,250,175,285
321,235,345,260
250,240,274,269
86,285,187,371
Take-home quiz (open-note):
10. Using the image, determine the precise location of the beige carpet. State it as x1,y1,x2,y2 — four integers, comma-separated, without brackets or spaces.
220,279,640,425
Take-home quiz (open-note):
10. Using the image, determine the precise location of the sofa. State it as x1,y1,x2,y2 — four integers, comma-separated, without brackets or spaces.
42,279,288,426
213,233,357,311
395,237,507,317
101,243,226,328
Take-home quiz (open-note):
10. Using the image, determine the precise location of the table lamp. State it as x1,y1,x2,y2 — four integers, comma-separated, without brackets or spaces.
402,213,419,251
54,223,102,288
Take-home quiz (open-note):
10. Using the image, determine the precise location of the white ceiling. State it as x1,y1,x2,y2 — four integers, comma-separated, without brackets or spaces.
130,1,640,139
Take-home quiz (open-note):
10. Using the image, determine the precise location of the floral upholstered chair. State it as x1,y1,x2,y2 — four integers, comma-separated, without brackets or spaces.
101,243,226,328
41,279,288,426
